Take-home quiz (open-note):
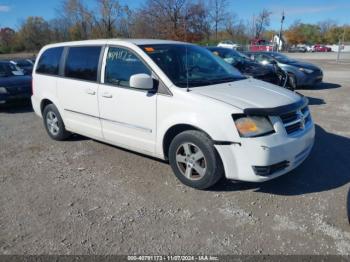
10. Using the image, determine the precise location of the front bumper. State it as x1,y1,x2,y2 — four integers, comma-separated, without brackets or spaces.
215,121,315,182
0,93,31,104
298,71,323,86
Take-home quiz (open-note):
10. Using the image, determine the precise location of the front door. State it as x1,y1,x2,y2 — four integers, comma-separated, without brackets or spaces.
98,46,157,154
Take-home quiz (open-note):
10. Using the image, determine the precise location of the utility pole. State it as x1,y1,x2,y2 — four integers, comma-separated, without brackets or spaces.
337,25,346,63
277,11,285,52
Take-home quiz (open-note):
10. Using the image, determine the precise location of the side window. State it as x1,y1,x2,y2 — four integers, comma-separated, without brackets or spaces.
263,55,273,62
105,47,151,88
254,54,265,63
65,46,101,81
36,47,63,75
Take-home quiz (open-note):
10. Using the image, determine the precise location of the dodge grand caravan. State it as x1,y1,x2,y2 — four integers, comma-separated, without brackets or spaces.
32,39,315,189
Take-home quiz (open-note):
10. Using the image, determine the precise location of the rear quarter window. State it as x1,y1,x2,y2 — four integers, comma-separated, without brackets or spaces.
36,47,64,75
64,46,101,82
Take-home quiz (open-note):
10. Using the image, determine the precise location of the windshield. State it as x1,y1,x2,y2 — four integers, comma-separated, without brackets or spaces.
0,63,16,77
268,53,295,63
139,44,245,88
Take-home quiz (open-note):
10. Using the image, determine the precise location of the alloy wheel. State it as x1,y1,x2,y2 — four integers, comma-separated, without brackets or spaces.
46,111,60,136
175,143,207,181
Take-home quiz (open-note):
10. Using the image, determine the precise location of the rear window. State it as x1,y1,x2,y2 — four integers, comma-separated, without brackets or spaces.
65,46,101,81
36,47,63,75
16,60,32,67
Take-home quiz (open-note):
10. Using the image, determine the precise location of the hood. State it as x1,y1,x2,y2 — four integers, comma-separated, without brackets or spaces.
0,75,32,88
287,61,320,70
190,78,301,110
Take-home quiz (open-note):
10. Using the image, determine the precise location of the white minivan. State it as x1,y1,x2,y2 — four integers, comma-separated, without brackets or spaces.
32,39,315,189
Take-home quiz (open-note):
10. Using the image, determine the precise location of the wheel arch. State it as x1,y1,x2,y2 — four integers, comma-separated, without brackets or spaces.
40,98,54,114
162,124,213,160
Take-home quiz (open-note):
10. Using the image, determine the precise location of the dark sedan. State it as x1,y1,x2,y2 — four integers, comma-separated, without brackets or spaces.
0,61,32,104
207,47,288,88
245,52,323,89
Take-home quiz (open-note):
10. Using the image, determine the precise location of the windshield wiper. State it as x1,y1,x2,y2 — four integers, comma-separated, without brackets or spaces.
175,76,245,87
210,76,246,84
175,79,215,87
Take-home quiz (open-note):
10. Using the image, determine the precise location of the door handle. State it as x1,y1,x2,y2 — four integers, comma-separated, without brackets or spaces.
86,88,96,95
102,92,113,98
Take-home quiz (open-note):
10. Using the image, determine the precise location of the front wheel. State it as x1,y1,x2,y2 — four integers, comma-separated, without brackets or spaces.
168,130,224,189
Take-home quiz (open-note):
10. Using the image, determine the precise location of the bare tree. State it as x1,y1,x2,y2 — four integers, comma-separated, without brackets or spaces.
254,9,272,39
225,17,248,44
225,13,238,38
59,0,94,40
136,0,187,40
184,1,211,42
94,0,122,38
118,5,133,38
209,0,229,41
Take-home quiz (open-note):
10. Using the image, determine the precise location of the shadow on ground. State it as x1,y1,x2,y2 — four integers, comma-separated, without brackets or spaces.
307,96,326,105
212,125,350,196
0,100,33,113
306,82,341,90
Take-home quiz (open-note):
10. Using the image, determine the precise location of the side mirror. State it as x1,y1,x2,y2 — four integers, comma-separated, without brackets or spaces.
270,60,277,65
130,73,154,90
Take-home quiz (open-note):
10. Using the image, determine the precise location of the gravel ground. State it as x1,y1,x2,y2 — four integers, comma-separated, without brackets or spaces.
1,53,350,255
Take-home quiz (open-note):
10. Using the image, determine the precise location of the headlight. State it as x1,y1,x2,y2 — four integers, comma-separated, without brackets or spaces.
299,68,313,74
0,87,8,94
233,115,274,138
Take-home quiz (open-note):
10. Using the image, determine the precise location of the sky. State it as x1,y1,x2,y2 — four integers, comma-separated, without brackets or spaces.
0,0,349,30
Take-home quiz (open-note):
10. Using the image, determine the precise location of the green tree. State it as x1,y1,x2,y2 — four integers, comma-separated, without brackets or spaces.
17,17,51,51
285,21,321,45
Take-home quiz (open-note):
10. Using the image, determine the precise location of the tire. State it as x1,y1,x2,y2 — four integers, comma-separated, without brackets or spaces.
287,73,297,91
43,104,70,141
168,130,224,189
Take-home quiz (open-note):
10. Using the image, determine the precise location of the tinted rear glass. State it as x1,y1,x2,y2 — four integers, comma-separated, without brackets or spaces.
17,60,32,67
65,46,101,81
36,47,63,75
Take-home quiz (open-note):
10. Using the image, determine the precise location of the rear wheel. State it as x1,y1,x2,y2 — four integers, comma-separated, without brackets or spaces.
43,104,70,141
168,130,224,189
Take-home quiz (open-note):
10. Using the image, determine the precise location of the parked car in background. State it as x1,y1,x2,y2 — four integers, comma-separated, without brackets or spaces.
0,61,32,104
10,59,34,75
217,40,240,50
250,39,274,52
31,39,314,189
288,46,307,53
245,52,323,89
207,47,288,88
298,44,313,52
312,44,332,52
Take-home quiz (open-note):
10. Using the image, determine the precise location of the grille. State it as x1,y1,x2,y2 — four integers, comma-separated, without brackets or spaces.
280,106,311,135
253,161,290,176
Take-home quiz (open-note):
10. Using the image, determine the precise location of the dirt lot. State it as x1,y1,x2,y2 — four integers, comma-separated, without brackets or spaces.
1,53,350,255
